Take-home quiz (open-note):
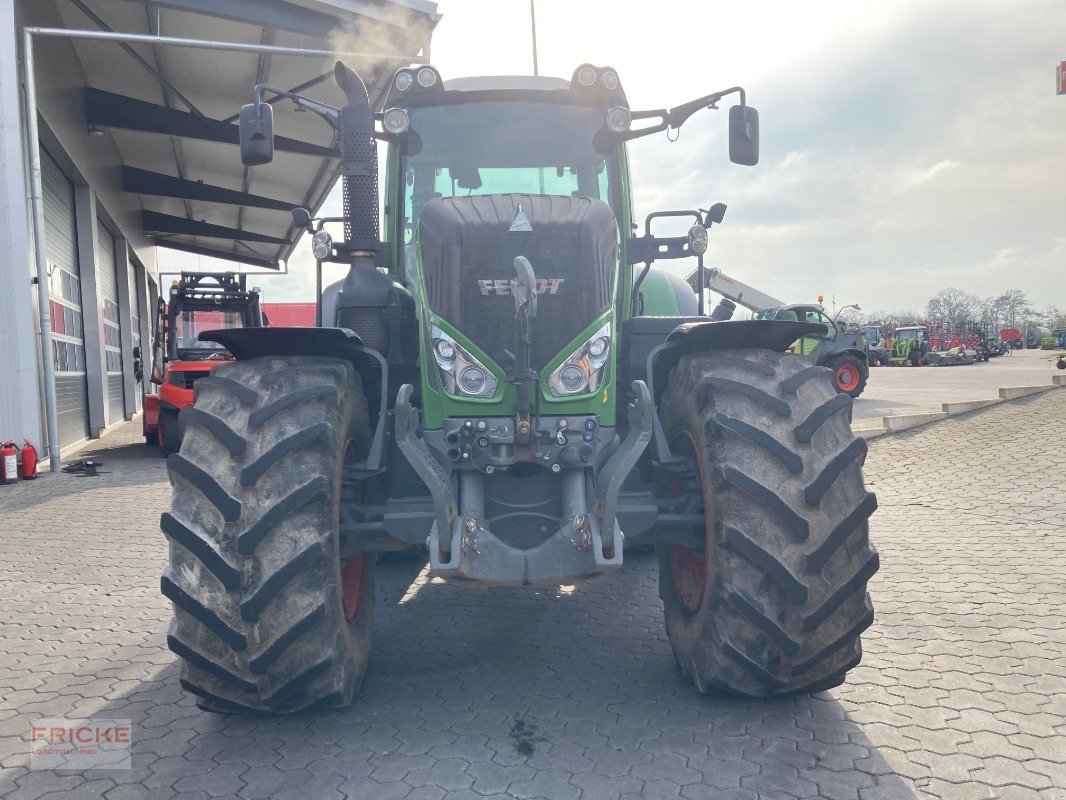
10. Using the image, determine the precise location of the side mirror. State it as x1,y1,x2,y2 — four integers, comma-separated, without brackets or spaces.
728,105,759,166
239,102,274,166
704,203,727,226
291,207,313,231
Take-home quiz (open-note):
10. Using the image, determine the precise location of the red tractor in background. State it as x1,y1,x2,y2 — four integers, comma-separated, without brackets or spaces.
143,273,266,455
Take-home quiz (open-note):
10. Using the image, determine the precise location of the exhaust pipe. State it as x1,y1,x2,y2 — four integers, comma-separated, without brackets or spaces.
334,62,379,265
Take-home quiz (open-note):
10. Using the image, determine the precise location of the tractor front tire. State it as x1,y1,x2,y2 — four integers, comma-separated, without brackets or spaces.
162,356,374,714
658,349,878,697
826,354,868,399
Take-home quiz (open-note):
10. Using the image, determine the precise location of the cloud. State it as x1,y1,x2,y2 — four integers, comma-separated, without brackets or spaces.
173,0,1066,320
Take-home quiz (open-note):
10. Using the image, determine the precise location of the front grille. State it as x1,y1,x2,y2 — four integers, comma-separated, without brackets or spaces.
169,370,211,389
418,195,618,371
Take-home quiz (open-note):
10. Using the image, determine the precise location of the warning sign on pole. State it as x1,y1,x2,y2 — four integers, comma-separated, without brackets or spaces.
1059,62,1066,95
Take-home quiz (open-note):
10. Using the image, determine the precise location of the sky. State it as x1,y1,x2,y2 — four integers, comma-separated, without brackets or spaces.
159,0,1066,318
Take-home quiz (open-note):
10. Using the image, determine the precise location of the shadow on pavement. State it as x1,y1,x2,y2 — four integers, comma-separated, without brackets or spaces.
1,550,917,799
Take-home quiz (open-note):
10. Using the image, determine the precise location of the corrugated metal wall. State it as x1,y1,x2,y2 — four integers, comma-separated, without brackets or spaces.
128,261,142,412
42,151,89,449
96,218,125,422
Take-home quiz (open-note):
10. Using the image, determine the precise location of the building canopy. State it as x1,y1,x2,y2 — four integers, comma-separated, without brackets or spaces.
55,0,438,268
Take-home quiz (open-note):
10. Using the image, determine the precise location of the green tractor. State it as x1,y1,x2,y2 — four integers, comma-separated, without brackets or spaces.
887,325,928,366
161,62,878,713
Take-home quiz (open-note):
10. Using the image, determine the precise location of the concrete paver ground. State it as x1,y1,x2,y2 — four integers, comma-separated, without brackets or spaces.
0,390,1063,799
853,348,1061,420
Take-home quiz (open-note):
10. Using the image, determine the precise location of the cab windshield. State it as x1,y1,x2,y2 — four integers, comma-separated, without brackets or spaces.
400,99,618,245
172,311,243,357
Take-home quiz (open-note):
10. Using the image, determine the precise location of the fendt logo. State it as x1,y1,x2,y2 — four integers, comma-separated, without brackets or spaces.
478,279,565,296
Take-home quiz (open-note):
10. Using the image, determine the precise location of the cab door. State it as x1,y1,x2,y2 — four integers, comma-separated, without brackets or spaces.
794,308,836,360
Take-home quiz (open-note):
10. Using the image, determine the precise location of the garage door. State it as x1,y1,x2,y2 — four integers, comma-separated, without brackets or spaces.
96,219,125,423
42,151,89,449
128,263,143,412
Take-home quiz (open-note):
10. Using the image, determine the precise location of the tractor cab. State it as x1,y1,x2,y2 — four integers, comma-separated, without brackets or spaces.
161,273,263,361
756,304,838,355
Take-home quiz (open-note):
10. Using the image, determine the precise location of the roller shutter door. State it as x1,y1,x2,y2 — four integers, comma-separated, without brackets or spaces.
128,263,142,412
42,151,89,449
96,220,125,422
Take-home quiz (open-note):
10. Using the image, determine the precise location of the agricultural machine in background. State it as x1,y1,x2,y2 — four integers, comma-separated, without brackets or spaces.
690,267,870,397
886,325,929,366
143,273,264,455
861,325,890,366
1025,325,1052,349
160,61,879,714
1000,328,1023,350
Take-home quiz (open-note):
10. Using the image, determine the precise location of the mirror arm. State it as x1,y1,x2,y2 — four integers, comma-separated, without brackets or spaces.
253,83,340,128
623,86,747,142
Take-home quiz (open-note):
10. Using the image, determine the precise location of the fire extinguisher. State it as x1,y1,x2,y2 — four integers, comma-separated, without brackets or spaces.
0,441,18,485
21,441,38,480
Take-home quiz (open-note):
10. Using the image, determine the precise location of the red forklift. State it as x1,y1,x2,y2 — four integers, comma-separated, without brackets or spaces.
142,273,265,455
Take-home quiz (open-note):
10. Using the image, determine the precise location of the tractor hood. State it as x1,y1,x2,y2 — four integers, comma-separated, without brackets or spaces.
417,194,619,372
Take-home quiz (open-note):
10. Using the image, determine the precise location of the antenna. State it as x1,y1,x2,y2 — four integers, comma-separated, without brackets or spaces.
530,0,539,76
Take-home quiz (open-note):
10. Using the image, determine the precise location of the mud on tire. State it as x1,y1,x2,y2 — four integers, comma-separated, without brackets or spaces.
162,356,374,714
657,349,878,697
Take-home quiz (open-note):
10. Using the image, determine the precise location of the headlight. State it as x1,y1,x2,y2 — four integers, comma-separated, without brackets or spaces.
576,65,597,87
606,106,632,133
394,70,413,92
311,230,333,260
382,107,410,135
601,70,619,91
416,67,438,88
459,366,487,395
434,339,455,361
547,323,611,397
431,326,498,398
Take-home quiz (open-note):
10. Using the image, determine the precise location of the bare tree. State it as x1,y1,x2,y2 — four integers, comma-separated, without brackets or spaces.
871,310,925,326
926,288,979,324
1040,304,1063,329
994,289,1031,329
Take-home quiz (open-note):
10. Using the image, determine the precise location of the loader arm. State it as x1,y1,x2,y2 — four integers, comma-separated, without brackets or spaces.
690,266,784,314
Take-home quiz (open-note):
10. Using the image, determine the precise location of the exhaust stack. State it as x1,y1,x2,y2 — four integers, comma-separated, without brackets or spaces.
334,62,380,264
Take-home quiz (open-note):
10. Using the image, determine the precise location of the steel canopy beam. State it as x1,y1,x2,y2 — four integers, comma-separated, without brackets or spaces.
122,167,298,211
117,0,438,39
86,88,340,158
117,0,358,40
154,240,280,270
142,210,289,245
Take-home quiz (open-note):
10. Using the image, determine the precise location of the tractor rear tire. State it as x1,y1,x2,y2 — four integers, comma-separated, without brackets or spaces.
657,349,878,697
826,353,868,398
162,355,374,714
159,408,180,457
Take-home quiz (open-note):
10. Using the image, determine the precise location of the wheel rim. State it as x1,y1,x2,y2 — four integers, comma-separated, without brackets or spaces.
667,431,708,614
835,364,859,392
340,555,366,620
